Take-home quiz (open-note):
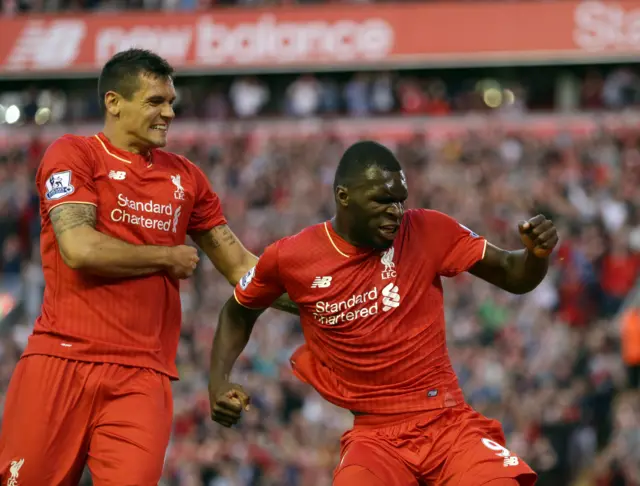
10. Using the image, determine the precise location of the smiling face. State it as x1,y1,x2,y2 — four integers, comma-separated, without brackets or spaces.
104,72,176,152
336,166,408,250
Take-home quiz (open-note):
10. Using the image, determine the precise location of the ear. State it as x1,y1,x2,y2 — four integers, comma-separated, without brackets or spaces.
104,91,121,117
335,186,349,208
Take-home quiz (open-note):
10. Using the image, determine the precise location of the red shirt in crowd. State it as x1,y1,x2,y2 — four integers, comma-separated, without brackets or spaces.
235,209,486,414
25,133,226,378
600,251,639,298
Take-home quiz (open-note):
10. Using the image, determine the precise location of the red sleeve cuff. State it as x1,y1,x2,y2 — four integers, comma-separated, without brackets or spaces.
233,289,268,310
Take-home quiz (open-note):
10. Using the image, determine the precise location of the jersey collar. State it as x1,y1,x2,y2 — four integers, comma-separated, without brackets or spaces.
323,221,375,258
94,132,153,167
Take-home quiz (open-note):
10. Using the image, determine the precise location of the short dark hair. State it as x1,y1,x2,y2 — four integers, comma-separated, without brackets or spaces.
98,48,174,112
333,141,402,190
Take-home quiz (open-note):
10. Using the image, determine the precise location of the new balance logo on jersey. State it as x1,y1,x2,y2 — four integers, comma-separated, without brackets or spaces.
380,247,396,279
481,438,520,468
311,276,332,288
8,458,24,486
109,170,126,180
503,456,520,467
381,282,400,311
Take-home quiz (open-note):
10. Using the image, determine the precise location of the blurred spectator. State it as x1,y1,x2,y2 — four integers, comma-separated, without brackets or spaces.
603,68,640,110
285,75,322,117
229,77,269,118
423,78,451,116
396,77,427,115
581,70,605,110
370,73,395,114
600,236,639,317
319,78,340,115
343,73,370,117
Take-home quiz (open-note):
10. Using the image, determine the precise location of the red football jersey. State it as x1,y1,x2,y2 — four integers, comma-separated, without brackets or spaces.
25,133,226,378
235,209,487,414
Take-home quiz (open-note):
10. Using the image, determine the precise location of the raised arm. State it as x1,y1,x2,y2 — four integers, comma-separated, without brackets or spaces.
468,215,559,294
50,203,197,279
192,225,299,315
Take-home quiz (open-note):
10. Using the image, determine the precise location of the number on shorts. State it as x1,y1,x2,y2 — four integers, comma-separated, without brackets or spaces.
481,438,511,458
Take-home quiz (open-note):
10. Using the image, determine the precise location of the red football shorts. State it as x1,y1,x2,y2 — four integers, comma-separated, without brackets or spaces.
334,403,537,486
0,355,173,486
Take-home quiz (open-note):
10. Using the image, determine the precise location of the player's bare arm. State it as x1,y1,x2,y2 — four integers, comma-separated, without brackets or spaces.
191,225,299,315
209,296,264,427
50,203,198,279
469,214,559,294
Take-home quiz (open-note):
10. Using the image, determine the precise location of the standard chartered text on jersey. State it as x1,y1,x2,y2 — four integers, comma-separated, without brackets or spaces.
110,193,181,233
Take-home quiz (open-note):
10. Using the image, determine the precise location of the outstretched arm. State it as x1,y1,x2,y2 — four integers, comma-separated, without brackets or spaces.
192,225,299,315
468,215,558,294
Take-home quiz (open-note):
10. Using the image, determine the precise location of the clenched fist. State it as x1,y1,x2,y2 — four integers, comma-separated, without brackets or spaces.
209,381,251,428
166,245,199,279
518,215,559,258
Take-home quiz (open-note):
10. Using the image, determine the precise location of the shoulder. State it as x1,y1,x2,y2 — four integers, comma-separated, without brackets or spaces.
44,134,93,158
403,208,456,231
270,223,326,261
154,150,200,173
38,135,96,182
402,209,476,247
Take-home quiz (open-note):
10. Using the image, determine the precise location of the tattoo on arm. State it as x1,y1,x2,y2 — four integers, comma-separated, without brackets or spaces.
50,204,97,238
202,225,238,250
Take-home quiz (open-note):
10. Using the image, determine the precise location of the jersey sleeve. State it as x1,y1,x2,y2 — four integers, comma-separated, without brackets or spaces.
37,136,98,214
234,241,286,310
411,209,486,278
436,212,487,277
187,161,227,233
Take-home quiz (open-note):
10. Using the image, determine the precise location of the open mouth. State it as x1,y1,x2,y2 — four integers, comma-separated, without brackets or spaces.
379,224,399,239
151,125,168,132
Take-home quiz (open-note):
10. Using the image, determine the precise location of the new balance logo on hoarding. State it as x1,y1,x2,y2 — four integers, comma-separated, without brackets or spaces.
6,20,85,71
311,276,332,288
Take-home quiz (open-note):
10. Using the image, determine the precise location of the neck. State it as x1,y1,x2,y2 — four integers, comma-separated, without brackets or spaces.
102,124,148,155
331,214,364,248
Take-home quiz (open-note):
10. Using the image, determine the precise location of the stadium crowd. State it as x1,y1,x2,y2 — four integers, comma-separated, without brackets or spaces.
3,66,640,128
0,118,639,485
